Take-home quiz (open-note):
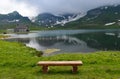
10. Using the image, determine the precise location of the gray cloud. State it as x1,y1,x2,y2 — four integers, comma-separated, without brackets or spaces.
22,0,120,15
0,0,120,16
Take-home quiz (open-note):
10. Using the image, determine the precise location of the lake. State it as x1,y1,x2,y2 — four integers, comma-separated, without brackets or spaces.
5,29,120,56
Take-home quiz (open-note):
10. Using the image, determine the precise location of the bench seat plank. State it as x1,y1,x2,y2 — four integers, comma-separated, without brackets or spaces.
37,61,83,66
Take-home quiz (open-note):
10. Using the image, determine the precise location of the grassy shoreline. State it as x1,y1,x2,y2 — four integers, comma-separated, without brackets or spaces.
0,40,120,79
0,35,10,39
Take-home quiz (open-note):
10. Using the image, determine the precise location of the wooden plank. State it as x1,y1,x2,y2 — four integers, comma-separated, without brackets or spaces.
37,61,83,66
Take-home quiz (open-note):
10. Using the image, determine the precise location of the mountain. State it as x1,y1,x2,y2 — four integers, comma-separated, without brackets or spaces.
0,11,85,28
34,13,84,26
34,13,63,26
0,11,31,24
1,5,120,30
34,5,120,29
0,11,32,30
64,5,120,29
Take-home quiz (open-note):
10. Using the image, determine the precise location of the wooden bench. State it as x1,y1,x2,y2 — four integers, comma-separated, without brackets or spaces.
37,61,83,73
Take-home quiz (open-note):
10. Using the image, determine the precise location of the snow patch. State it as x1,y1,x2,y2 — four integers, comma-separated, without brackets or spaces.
105,33,115,36
54,12,86,26
118,33,120,38
115,12,118,15
29,17,36,22
114,4,118,7
105,6,108,9
15,20,19,22
105,22,116,26
8,19,20,22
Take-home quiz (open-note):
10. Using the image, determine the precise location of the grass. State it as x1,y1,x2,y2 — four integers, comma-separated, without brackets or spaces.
0,35,10,39
0,40,120,79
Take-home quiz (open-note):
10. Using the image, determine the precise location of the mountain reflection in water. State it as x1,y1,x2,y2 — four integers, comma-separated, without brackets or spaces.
5,29,120,55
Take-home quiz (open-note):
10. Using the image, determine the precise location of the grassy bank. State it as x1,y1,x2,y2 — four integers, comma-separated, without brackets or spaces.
0,40,120,79
0,35,10,39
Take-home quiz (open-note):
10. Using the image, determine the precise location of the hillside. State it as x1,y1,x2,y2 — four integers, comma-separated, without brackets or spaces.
0,40,120,79
64,5,120,29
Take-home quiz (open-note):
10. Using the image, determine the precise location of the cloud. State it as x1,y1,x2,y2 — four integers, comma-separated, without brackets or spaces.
0,0,38,16
0,0,120,16
34,0,120,14
22,0,120,15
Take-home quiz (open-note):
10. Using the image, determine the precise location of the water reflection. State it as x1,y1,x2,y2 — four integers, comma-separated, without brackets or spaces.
26,38,46,51
5,29,120,55
25,36,96,55
74,32,120,51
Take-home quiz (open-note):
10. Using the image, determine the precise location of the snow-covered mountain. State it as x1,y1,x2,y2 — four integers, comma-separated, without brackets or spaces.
0,11,31,24
34,13,86,26
0,11,86,27
1,5,120,29
64,5,120,28
54,13,86,26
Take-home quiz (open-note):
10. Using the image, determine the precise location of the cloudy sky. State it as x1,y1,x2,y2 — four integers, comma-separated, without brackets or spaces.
0,0,120,17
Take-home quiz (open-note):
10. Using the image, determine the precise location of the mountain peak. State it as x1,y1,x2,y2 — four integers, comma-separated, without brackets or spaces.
8,11,21,16
12,11,19,14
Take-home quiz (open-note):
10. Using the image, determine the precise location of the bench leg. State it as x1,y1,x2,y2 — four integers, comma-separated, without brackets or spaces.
72,66,78,73
42,66,48,73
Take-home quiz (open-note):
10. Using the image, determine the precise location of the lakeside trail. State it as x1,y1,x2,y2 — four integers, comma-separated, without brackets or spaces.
0,40,120,79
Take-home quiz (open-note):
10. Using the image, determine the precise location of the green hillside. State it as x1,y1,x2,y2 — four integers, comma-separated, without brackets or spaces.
64,5,120,29
0,40,120,79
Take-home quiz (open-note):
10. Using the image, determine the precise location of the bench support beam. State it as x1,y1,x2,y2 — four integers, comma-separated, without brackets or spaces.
42,66,48,73
72,66,78,73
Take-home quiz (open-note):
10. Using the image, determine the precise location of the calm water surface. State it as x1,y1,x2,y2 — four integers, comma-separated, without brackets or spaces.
5,29,120,55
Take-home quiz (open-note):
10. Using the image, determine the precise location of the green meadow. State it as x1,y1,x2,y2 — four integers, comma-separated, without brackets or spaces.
0,40,120,79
